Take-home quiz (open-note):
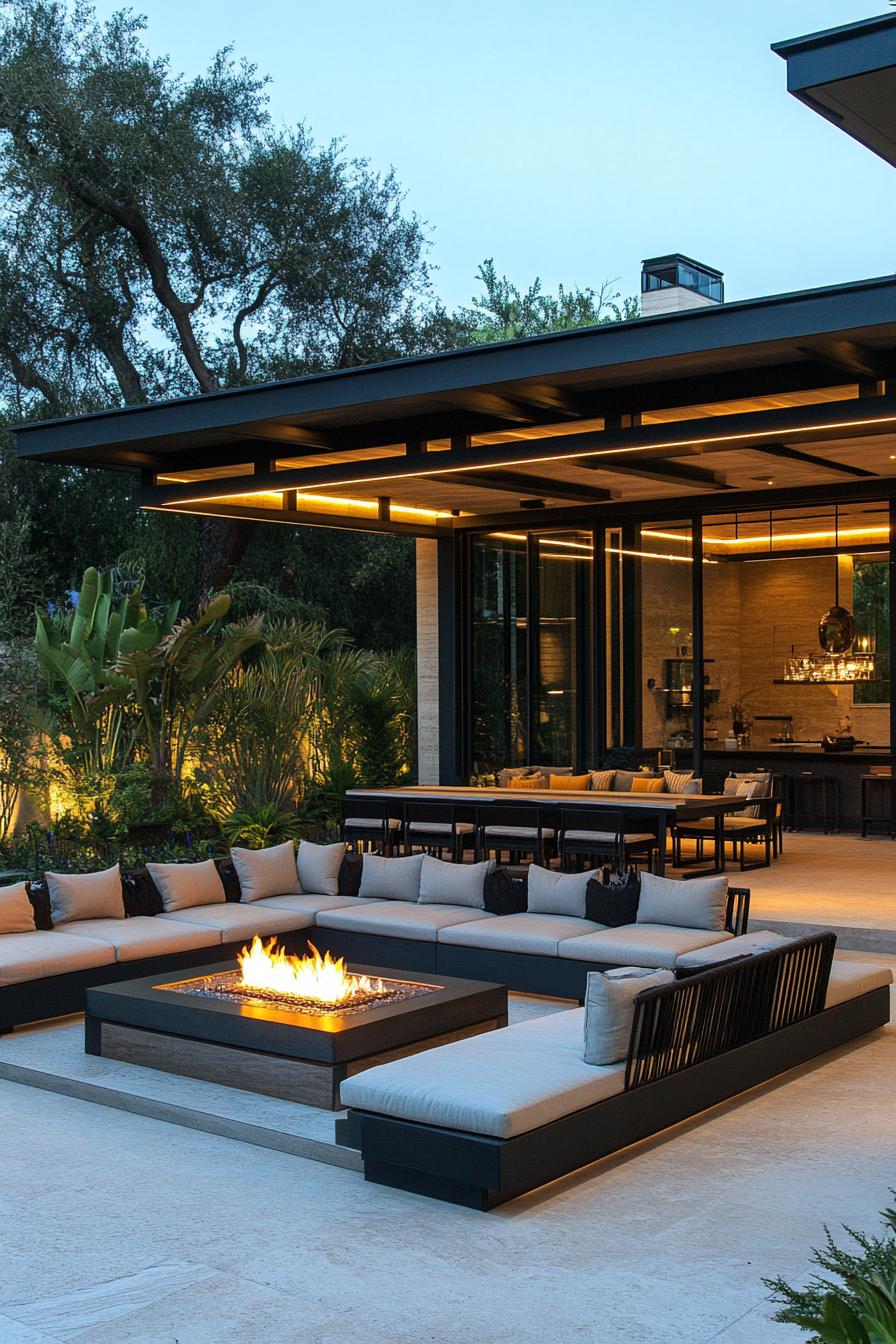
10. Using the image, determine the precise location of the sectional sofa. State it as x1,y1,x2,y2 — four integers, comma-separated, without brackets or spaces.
0,842,749,1031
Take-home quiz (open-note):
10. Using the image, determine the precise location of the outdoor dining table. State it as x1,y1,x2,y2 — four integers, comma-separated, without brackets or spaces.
345,785,754,877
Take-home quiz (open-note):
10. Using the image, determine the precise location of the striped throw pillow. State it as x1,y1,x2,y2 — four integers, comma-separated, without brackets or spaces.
664,769,694,794
589,769,616,791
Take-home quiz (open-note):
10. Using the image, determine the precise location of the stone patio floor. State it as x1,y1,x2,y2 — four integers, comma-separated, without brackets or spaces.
1,956,893,1344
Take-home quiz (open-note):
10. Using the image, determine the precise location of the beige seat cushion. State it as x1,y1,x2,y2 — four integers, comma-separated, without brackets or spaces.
825,957,893,1009
559,923,732,968
439,912,602,955
157,904,314,941
562,830,656,844
482,825,556,840
0,931,116,987
341,1007,625,1138
251,893,375,916
678,817,764,833
316,901,494,942
344,816,401,829
53,916,223,962
407,821,475,835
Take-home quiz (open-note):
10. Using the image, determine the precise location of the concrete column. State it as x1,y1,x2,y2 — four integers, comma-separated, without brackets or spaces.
415,538,441,783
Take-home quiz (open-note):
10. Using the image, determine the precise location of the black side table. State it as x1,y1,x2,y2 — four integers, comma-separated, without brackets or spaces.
787,773,840,833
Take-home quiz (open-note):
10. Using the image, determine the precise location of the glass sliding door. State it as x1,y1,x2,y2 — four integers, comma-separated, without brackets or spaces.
535,531,592,768
636,521,696,754
469,534,528,777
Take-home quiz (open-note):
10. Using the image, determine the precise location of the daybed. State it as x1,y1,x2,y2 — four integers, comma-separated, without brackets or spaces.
339,933,892,1209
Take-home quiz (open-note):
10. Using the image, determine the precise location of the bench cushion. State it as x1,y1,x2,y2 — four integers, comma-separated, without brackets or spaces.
559,923,732,968
52,916,222,962
675,929,791,972
439,912,602,955
0,930,116,987
825,958,893,1009
157,904,314,941
316,901,494,942
341,1007,625,1138
250,893,375,916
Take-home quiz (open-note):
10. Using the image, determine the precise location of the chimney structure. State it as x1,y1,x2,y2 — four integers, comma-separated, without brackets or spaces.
640,254,724,317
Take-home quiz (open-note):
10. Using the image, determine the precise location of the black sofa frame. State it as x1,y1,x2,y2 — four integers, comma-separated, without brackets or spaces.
342,933,890,1210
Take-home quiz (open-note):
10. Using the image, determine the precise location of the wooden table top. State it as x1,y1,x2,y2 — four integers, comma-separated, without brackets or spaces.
346,784,750,816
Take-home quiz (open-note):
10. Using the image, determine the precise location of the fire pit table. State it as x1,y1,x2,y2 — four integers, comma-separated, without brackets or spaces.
85,947,507,1110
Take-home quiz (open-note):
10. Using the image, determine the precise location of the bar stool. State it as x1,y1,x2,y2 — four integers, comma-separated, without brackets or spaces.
787,773,840,833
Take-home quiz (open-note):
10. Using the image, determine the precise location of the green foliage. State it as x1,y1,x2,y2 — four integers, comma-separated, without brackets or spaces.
220,804,302,849
457,259,639,344
766,1203,896,1343
0,643,44,840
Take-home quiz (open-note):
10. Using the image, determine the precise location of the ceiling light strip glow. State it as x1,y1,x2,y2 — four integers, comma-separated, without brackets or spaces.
156,410,896,506
645,525,891,546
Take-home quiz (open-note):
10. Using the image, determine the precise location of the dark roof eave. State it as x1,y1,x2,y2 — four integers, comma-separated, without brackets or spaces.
13,272,896,460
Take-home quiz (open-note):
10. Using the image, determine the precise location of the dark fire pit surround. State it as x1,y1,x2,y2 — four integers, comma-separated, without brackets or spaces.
85,961,507,1110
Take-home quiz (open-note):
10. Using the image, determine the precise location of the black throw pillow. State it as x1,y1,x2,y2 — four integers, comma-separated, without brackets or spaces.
26,880,53,930
484,867,528,915
338,852,363,898
585,868,640,927
122,868,164,917
215,860,242,903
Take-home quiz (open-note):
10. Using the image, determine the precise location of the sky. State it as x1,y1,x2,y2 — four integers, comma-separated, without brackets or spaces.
90,0,896,311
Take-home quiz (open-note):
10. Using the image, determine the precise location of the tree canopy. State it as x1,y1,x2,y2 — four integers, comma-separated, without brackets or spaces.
0,0,637,642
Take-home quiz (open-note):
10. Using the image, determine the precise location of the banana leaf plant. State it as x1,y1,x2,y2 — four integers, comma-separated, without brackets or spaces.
113,592,265,785
34,566,178,776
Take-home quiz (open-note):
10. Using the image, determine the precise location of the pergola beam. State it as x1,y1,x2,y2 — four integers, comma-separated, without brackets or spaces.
439,469,615,504
750,440,877,478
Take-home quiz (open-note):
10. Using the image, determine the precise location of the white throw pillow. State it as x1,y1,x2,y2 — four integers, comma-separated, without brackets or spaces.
637,871,728,932
527,864,593,918
296,839,345,897
418,856,493,909
231,841,300,902
146,859,225,913
0,881,36,934
46,865,125,925
359,853,425,902
584,966,674,1065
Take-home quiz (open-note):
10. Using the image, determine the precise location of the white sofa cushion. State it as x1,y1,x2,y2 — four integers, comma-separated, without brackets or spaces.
296,839,345,897
675,929,792,972
824,957,893,1009
636,871,728,932
341,1007,625,1138
231,842,299,902
359,853,425,902
584,967,674,1065
53,916,223,962
46,865,125,925
251,892,375,916
527,864,592,918
418,856,491,909
316,900,493,942
157,904,314,941
0,930,116,987
439,912,602,955
559,923,732,968
147,860,225,912
0,882,36,934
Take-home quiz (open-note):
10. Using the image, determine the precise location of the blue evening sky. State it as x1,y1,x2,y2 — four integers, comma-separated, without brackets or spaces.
92,0,896,310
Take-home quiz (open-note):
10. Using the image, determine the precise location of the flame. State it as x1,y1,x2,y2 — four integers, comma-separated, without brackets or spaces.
236,936,385,1006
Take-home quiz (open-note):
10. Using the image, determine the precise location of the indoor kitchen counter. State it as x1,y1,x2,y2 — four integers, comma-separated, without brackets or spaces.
699,746,894,831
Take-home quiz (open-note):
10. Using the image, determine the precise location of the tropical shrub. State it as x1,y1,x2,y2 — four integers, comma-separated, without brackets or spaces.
0,642,44,840
766,1202,896,1343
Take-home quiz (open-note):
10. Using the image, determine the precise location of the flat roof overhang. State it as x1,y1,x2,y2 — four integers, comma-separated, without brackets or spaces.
12,273,896,538
773,13,896,168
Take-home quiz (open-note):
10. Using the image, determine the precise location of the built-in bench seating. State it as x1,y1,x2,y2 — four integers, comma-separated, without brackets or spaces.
1,844,747,1029
339,934,892,1208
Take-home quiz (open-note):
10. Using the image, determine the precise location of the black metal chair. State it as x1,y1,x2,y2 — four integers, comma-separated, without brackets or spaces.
556,808,659,873
674,795,777,872
476,803,555,867
340,798,402,855
402,801,475,862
